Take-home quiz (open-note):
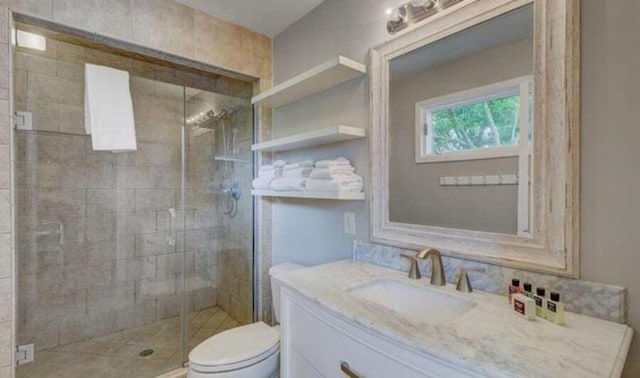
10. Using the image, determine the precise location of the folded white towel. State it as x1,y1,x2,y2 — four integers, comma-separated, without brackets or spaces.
257,170,278,179
85,64,136,152
309,166,355,179
270,177,306,191
284,160,314,171
315,157,351,168
252,177,274,190
305,175,363,192
259,167,282,176
282,167,312,178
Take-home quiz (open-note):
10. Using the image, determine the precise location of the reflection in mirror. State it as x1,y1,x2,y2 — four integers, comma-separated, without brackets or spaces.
388,4,533,236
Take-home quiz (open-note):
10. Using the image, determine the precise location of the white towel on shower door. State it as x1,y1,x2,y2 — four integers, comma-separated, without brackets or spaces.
85,64,137,152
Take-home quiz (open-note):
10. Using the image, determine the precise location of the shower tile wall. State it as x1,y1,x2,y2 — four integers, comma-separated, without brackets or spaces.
14,38,253,351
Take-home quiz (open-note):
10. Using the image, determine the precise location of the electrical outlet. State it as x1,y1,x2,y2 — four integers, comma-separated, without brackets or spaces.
344,212,356,235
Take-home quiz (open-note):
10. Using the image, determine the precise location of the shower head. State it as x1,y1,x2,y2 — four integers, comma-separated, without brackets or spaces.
187,108,231,126
213,109,228,120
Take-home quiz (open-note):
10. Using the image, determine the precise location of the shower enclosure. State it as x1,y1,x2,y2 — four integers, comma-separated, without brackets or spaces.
13,25,255,378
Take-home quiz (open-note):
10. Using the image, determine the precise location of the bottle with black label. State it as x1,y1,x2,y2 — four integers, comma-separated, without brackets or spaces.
523,282,533,298
512,293,536,320
533,287,547,318
508,279,522,304
546,291,565,325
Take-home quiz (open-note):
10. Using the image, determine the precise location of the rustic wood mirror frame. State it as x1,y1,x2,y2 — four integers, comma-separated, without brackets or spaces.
370,0,580,276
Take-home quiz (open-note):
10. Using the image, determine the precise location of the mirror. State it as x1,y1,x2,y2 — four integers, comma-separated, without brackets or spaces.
388,5,533,235
370,0,580,276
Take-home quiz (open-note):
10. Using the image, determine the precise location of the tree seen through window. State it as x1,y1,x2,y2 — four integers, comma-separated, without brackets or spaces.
430,95,520,154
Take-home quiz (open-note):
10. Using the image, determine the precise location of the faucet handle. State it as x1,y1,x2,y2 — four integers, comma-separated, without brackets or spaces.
400,253,421,279
455,267,486,293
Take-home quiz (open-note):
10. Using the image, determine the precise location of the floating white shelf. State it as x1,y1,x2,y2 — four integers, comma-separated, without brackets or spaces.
251,56,367,108
252,125,366,152
214,155,249,163
251,190,365,200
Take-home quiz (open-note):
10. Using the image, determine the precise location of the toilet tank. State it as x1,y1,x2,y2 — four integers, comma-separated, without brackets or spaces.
269,263,305,323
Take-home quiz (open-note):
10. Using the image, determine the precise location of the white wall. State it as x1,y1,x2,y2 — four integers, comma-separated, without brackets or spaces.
273,0,640,374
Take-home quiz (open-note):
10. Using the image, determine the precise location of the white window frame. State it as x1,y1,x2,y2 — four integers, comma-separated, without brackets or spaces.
415,76,532,164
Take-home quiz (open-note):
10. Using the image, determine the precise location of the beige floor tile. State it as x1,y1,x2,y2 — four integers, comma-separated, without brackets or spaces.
215,317,239,333
92,329,136,344
202,310,228,329
17,307,239,378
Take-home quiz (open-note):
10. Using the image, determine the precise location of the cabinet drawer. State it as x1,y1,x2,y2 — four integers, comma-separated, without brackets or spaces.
286,298,427,378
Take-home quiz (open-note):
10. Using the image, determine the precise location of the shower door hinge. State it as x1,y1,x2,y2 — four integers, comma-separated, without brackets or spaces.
15,343,34,366
14,111,33,131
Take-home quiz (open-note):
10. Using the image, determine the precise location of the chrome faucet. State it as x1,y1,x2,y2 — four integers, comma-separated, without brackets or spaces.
455,267,486,293
400,253,422,279
416,248,446,286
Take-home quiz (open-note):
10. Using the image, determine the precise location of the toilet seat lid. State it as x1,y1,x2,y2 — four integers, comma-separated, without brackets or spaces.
189,322,279,372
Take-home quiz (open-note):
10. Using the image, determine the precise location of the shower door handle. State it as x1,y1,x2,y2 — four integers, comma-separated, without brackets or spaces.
166,208,177,247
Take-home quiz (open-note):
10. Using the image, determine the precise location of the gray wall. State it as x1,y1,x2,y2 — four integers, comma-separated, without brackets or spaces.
273,0,640,374
388,38,532,234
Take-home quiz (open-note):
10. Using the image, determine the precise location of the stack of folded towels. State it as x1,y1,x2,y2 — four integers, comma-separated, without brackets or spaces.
270,160,313,191
252,157,363,193
252,160,285,189
306,157,363,192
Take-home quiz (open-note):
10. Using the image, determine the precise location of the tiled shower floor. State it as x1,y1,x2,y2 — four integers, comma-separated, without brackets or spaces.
17,307,239,378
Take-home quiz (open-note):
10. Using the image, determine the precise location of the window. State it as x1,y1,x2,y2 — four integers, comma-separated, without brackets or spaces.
415,76,532,163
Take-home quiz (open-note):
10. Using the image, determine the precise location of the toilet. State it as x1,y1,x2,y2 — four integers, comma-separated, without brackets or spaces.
187,263,304,378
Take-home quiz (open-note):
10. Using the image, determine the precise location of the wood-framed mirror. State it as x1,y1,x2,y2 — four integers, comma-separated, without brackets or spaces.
370,0,580,276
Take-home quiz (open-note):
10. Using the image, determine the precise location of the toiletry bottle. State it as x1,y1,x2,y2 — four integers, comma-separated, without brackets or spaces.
546,291,565,325
533,287,547,319
512,293,536,320
508,278,522,303
523,282,533,298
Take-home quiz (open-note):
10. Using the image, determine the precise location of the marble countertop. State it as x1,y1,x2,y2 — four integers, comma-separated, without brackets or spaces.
275,260,633,377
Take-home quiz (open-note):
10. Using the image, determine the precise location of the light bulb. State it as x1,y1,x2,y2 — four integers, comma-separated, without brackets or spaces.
387,8,406,23
410,0,435,8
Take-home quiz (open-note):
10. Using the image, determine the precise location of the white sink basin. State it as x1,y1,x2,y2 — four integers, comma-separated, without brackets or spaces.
348,278,477,324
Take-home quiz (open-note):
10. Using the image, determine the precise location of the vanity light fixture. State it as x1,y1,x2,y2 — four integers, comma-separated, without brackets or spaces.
387,0,464,34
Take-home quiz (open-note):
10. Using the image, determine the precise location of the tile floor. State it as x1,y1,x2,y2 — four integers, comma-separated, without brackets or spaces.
17,307,240,378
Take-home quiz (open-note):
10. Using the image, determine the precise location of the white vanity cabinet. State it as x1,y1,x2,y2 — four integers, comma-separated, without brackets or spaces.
279,287,483,378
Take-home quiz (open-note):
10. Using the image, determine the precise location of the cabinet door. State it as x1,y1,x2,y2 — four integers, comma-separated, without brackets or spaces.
285,297,432,378
288,347,324,378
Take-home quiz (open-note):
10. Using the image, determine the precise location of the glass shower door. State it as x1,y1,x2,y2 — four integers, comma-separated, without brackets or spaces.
15,73,188,377
181,87,255,360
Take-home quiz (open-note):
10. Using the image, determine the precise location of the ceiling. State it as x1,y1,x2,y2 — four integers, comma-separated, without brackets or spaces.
176,0,326,37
